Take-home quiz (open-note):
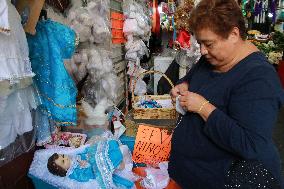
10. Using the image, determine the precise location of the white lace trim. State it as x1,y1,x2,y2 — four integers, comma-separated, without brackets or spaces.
0,57,35,81
95,140,116,188
66,155,78,177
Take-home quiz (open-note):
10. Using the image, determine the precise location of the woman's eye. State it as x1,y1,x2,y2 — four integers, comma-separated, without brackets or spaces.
206,43,213,48
63,160,65,163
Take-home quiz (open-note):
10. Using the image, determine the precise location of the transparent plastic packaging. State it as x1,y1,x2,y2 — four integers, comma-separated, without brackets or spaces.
140,162,170,189
68,0,110,44
0,129,35,167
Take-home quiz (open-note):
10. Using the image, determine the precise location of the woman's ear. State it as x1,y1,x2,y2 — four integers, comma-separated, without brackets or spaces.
229,27,241,43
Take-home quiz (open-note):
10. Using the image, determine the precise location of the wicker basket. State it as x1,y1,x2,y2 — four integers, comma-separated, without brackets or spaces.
132,70,176,119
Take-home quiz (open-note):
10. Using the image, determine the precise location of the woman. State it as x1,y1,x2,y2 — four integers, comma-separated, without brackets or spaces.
169,0,284,188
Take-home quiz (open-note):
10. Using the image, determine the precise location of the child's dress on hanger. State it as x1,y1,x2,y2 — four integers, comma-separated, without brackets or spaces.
26,19,77,145
0,0,37,149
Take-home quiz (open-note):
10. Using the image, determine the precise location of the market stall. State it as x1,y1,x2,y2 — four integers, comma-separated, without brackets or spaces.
0,0,284,188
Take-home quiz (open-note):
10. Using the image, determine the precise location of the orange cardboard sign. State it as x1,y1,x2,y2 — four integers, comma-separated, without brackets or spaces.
112,38,126,44
133,125,172,165
111,12,124,20
111,19,124,29
112,29,124,38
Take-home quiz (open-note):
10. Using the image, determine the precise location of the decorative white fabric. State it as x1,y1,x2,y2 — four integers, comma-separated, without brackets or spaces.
0,0,34,82
0,0,10,35
0,86,37,149
123,19,139,36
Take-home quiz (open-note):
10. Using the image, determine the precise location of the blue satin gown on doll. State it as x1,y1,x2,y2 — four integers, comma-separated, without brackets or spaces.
26,19,77,127
67,140,134,189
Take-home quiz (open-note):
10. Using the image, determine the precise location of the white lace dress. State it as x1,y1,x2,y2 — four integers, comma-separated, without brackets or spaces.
0,0,37,149
0,0,34,82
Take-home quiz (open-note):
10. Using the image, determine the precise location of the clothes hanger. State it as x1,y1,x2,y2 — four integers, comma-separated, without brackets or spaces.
39,9,47,20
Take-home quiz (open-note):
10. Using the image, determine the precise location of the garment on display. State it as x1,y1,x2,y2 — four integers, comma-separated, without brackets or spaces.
27,19,77,126
0,0,34,82
0,0,37,151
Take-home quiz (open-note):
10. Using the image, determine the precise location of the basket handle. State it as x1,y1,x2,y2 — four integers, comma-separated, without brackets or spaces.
131,70,174,100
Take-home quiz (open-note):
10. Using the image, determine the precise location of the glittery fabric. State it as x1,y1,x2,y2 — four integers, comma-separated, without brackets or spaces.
225,160,281,189
67,140,134,188
34,108,56,146
27,19,77,126
0,86,37,149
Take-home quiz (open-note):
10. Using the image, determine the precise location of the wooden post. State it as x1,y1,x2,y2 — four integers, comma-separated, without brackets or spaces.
15,0,45,35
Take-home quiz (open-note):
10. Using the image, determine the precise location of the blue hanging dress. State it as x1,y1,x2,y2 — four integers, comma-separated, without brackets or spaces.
27,19,77,129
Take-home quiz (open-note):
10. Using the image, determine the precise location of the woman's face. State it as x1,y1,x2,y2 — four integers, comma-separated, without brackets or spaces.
55,154,71,171
195,28,236,68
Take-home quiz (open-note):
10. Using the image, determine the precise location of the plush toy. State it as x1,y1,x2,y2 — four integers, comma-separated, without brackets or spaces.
81,99,109,126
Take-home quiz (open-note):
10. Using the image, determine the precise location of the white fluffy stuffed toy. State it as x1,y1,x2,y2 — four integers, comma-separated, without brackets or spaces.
81,98,110,126
68,0,110,44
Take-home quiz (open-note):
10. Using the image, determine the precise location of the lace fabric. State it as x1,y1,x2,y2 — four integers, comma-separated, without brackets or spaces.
0,0,34,82
27,19,77,125
0,86,37,149
0,0,10,35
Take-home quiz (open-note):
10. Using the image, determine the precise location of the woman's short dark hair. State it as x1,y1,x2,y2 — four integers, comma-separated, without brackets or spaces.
47,153,67,177
189,0,246,40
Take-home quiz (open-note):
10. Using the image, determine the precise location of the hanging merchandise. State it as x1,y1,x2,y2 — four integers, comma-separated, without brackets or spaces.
68,0,111,44
254,0,262,23
0,2,34,82
174,0,193,32
27,20,77,128
72,47,119,105
270,0,277,23
45,0,70,13
122,0,151,96
111,11,125,44
172,0,200,78
67,0,121,127
0,0,10,34
151,0,160,35
168,0,176,14
175,29,191,49
0,0,37,151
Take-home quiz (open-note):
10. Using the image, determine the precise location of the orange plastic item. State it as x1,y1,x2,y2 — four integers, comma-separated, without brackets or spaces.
133,167,182,189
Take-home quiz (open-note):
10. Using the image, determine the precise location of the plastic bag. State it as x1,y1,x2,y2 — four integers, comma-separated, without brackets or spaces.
140,162,170,189
123,19,139,35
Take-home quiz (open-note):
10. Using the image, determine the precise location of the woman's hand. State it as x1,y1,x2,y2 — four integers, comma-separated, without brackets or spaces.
179,91,216,121
170,82,189,101
179,91,206,112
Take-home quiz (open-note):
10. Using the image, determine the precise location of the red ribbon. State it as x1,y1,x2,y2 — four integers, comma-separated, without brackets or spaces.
176,30,191,49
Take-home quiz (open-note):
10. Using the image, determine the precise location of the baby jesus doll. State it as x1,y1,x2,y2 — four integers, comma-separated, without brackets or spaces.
47,139,134,189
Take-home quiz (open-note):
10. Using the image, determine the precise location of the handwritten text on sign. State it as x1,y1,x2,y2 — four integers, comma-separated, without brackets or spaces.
133,125,172,165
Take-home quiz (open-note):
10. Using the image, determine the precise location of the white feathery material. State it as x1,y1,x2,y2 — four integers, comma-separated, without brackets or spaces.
81,99,109,126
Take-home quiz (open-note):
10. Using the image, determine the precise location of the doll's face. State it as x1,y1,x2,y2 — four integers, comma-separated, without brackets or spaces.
55,154,71,171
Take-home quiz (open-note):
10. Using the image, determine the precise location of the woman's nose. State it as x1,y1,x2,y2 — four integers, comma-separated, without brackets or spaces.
200,44,208,55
